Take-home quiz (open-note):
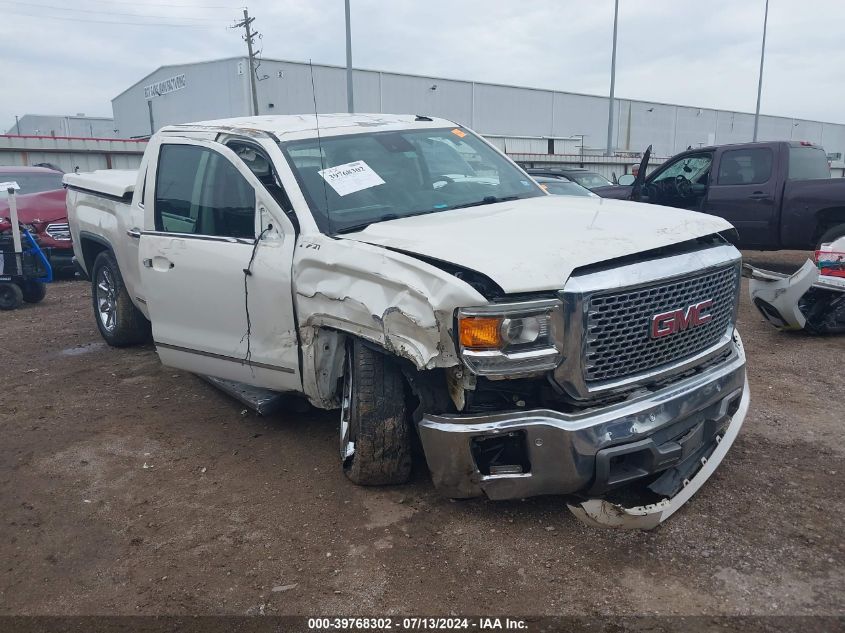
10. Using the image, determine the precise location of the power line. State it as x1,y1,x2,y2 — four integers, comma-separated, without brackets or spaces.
1,8,223,27
0,0,227,21
79,0,238,7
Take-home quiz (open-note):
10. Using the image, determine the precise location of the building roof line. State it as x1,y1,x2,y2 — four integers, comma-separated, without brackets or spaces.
114,55,844,127
256,57,845,127
15,114,113,121
111,56,246,102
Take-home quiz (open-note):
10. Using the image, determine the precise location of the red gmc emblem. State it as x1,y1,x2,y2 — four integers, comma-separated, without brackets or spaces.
650,300,714,339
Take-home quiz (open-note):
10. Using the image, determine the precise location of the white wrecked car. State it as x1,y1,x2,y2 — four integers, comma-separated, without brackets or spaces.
747,236,845,334
64,114,750,529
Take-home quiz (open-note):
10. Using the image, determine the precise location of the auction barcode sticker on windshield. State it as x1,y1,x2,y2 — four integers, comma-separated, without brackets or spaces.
318,161,385,197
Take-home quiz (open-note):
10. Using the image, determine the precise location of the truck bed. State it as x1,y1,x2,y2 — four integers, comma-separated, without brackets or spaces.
63,169,138,200
64,169,141,292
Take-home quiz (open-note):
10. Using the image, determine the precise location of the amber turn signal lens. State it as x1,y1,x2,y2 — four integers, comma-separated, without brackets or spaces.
459,316,503,349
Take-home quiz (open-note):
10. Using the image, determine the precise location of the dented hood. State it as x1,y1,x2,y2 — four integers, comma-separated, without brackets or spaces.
342,195,734,293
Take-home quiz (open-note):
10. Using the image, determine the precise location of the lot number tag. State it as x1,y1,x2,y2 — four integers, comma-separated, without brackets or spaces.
319,161,385,197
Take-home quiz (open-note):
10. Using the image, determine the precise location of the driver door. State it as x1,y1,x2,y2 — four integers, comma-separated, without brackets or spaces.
645,153,712,210
138,137,301,392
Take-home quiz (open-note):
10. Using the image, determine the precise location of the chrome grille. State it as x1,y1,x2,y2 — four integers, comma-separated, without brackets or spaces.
584,265,738,383
45,222,71,241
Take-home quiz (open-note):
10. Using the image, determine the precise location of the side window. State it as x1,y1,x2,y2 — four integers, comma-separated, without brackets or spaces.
154,144,256,239
788,146,830,180
717,148,773,185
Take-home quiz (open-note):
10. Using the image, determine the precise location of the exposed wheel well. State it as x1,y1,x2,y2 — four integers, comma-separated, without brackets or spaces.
307,328,451,420
79,235,112,275
814,207,845,244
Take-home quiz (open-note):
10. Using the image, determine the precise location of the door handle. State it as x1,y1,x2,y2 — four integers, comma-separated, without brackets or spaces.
144,257,175,270
748,192,770,200
127,228,142,239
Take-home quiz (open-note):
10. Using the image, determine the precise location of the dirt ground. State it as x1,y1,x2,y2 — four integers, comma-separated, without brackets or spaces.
1,250,843,617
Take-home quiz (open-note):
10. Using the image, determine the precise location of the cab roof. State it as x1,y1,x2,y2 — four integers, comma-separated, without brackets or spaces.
161,113,458,141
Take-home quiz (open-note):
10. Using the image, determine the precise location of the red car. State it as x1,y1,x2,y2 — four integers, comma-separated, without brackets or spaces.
0,166,74,277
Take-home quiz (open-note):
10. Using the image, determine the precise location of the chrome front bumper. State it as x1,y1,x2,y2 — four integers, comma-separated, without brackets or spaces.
418,332,748,517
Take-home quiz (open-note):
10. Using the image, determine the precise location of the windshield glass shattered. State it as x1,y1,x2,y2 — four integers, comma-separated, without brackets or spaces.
280,127,544,234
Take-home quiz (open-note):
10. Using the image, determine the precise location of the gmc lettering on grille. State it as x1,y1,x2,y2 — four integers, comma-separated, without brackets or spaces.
650,300,714,339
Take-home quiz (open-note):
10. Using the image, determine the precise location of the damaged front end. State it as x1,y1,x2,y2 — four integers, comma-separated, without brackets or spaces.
417,243,749,529
418,332,749,529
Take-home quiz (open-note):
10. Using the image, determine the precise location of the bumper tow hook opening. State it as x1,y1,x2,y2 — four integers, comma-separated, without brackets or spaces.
471,431,531,477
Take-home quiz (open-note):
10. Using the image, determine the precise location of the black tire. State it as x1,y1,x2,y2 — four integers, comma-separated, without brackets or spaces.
19,280,47,303
0,282,23,311
816,223,845,251
341,339,412,486
91,251,150,347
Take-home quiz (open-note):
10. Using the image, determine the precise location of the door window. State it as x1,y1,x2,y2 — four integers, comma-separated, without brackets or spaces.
154,144,256,239
652,155,712,185
717,148,773,185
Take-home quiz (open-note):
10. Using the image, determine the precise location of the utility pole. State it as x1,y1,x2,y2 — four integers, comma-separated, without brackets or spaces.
14,115,20,134
605,0,619,156
147,100,155,136
345,0,354,113
234,8,260,116
752,0,769,142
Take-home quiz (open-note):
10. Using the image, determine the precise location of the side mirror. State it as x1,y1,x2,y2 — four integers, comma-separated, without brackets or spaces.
618,174,636,186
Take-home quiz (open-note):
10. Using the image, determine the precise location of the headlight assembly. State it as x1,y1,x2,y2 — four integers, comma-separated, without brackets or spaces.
457,299,563,377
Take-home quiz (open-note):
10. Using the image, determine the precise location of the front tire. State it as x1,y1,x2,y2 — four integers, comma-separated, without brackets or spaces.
91,251,150,347
341,339,412,486
0,282,23,311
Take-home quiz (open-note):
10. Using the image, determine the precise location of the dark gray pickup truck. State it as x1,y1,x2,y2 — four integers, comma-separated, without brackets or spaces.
594,141,845,250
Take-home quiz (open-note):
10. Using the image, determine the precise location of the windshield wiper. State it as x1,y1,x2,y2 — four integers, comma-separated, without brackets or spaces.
333,196,523,234
449,195,522,210
334,213,399,234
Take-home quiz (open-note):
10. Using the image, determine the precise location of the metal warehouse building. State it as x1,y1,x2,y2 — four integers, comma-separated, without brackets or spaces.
114,56,845,160
6,114,118,138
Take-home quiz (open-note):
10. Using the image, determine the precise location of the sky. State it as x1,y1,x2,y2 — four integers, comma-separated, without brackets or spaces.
1,0,844,134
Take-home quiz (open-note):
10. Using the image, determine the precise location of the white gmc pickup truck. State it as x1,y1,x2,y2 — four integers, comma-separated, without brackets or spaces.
65,114,749,528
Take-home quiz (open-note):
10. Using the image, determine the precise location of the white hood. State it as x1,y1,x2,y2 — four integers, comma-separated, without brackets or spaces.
342,195,734,293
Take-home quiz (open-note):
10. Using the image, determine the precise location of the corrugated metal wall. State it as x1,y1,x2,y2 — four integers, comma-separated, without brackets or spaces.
0,136,146,172
112,58,248,139
5,115,118,138
111,57,845,160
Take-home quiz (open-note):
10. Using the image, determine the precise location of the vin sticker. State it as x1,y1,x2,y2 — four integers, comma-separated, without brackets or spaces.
318,160,385,197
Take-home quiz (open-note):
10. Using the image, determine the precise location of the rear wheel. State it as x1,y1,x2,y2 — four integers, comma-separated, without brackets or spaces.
816,223,845,251
340,339,412,486
91,251,150,347
0,282,23,311
19,280,46,303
